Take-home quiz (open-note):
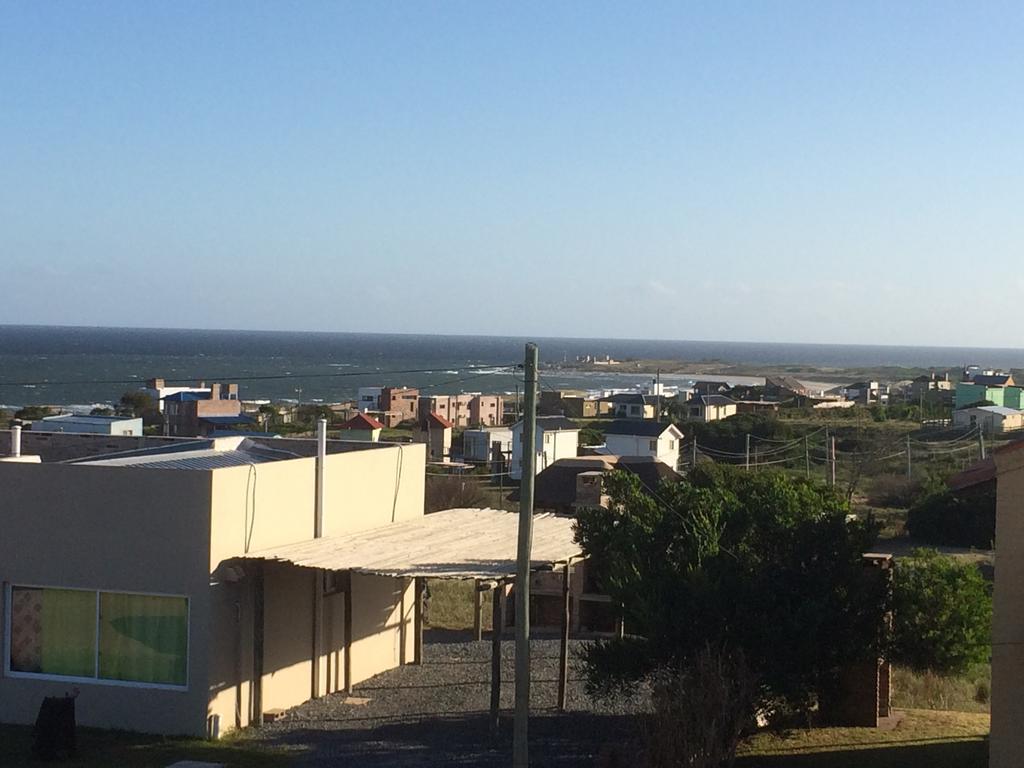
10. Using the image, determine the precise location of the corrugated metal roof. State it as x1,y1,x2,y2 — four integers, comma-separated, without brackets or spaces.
243,507,582,580
82,447,279,470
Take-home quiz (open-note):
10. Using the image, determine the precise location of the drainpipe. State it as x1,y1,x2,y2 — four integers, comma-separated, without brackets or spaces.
10,424,21,457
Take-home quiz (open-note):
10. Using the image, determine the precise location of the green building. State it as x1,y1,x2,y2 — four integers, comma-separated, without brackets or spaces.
955,375,1024,410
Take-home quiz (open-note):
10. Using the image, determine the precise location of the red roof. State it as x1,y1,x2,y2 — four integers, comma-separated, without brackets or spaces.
426,412,453,429
339,412,384,431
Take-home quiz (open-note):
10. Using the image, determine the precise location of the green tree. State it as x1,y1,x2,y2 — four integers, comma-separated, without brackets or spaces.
13,405,55,421
574,464,887,716
118,390,161,426
890,548,992,675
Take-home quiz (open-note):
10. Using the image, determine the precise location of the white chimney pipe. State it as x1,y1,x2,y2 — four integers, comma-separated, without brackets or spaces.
314,418,327,538
11,424,21,457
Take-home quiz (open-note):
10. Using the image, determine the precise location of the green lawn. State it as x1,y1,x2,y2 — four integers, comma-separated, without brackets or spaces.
737,709,988,768
0,725,290,768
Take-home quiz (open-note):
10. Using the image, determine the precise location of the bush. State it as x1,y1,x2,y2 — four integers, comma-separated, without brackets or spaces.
424,474,487,513
867,474,923,508
890,549,992,675
907,484,995,549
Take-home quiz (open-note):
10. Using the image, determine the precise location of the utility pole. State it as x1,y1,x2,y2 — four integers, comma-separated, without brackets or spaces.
655,369,662,423
745,433,751,471
830,434,837,487
824,428,830,484
692,438,698,470
979,430,987,460
906,435,912,479
804,435,810,478
514,343,539,768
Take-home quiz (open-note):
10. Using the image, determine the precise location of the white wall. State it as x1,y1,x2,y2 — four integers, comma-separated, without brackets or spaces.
511,425,579,479
605,432,680,469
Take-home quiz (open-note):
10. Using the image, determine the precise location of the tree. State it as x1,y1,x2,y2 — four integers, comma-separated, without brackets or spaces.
118,390,160,426
424,474,487,513
890,548,992,675
14,405,55,421
574,464,887,719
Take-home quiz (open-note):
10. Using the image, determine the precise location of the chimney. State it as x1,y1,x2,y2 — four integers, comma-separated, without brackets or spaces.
148,377,164,389
225,383,239,400
573,471,609,510
209,383,222,400
10,424,21,457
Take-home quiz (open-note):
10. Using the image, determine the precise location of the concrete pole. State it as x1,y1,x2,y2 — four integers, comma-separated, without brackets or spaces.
906,435,912,479
745,433,751,470
514,342,539,768
830,435,837,487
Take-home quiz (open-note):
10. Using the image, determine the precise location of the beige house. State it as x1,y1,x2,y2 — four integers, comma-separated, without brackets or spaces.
0,432,425,737
684,394,737,423
419,394,504,427
990,441,1024,767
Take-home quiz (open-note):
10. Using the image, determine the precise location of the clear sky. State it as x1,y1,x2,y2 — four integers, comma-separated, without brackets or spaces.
1,2,1021,346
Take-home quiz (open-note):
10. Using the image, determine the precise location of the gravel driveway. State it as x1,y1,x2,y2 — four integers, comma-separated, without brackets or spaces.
248,631,644,767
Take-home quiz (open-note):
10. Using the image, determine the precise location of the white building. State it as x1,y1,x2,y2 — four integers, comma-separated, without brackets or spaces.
357,387,383,413
953,405,1024,435
30,414,143,436
602,420,684,470
510,416,580,480
683,394,737,423
144,378,213,413
463,426,513,463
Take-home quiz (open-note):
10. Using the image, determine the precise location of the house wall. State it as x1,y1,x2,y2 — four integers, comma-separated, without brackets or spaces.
991,447,1024,768
0,464,213,736
31,417,143,436
463,428,512,462
605,433,680,468
205,443,424,733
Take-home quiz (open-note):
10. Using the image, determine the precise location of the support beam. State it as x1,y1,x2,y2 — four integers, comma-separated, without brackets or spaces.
399,578,408,665
343,571,353,695
311,569,323,699
557,563,571,712
490,581,505,736
414,577,425,665
252,563,265,726
473,579,483,642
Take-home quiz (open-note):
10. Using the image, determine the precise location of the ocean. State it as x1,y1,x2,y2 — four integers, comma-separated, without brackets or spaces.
1,325,1022,409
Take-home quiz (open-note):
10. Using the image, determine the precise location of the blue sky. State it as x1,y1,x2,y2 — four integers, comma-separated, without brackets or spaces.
1,2,1021,346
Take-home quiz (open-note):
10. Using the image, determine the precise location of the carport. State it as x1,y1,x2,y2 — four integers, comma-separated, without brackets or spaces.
241,507,583,729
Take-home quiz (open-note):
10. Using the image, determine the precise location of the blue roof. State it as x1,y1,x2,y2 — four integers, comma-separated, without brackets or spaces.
164,391,209,402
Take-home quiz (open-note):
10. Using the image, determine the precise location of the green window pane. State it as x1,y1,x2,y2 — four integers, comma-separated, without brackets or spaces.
9,587,96,678
98,593,188,686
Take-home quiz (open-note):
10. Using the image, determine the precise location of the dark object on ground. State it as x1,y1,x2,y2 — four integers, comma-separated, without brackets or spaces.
32,693,77,760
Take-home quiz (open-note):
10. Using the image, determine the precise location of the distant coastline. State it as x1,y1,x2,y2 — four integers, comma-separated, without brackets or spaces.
0,324,1020,409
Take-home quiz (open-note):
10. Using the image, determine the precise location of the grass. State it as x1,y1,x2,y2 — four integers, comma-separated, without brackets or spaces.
0,724,291,768
426,577,493,632
892,664,991,713
736,709,989,767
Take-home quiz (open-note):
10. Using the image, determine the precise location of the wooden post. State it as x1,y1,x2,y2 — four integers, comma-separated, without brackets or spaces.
343,571,353,695
490,581,505,736
557,563,571,712
399,578,408,665
252,563,265,726
473,579,483,642
414,577,425,665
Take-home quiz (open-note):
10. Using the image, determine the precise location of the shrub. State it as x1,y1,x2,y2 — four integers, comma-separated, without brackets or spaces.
907,484,995,549
867,474,923,508
890,549,992,675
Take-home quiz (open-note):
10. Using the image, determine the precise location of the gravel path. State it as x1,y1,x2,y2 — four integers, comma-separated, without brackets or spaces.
248,631,644,767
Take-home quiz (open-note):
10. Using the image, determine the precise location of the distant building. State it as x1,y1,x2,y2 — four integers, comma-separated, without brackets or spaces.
953,405,1024,435
835,381,888,405
379,387,419,428
164,383,252,437
144,378,209,413
336,412,384,442
418,394,504,427
510,416,580,480
684,394,737,423
420,412,453,462
601,420,684,469
539,390,610,419
955,376,1024,411
602,393,657,420
511,455,681,514
30,414,143,436
356,387,383,413
463,426,513,464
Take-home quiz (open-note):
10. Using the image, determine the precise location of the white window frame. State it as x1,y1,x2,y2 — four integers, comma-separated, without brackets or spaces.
2,582,190,691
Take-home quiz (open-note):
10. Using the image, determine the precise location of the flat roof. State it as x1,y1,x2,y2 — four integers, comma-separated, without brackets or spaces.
242,507,582,580
39,414,139,424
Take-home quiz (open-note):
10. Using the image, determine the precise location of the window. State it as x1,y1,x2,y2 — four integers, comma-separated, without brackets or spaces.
649,439,658,451
6,586,188,688
668,439,675,450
